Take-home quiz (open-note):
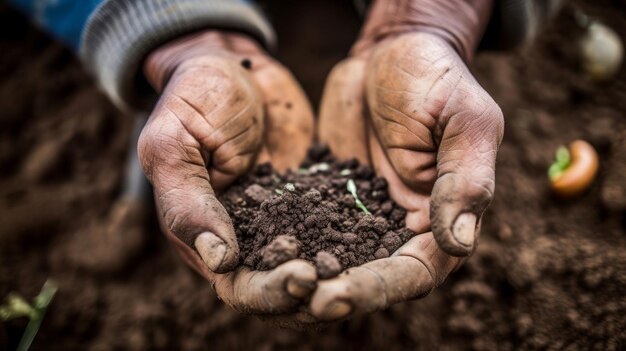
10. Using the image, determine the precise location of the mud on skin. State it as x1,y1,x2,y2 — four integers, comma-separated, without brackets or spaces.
220,145,416,278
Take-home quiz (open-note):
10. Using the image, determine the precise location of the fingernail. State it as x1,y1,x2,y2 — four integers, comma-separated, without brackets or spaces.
195,232,227,272
322,301,352,320
452,213,477,247
287,279,315,299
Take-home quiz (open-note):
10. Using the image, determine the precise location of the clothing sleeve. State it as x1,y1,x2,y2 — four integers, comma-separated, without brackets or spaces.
7,0,103,50
8,0,276,112
353,0,567,51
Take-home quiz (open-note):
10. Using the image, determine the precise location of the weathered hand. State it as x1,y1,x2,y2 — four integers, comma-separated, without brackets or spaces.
313,0,503,320
138,31,316,318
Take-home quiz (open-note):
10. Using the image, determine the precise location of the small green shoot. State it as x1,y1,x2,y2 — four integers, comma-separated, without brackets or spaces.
0,294,36,320
299,163,330,175
346,179,371,215
276,183,295,195
340,169,351,176
310,163,330,173
0,279,57,351
548,146,571,181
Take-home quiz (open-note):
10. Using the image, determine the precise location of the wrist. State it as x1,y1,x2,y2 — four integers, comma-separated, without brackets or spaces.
352,0,494,62
144,30,265,92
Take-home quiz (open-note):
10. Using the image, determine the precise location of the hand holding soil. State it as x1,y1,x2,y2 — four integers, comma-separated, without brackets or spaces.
138,30,316,320
137,2,503,324
4,0,626,347
316,29,503,318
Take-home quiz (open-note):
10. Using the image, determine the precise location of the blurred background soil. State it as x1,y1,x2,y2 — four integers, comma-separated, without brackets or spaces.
1,0,625,350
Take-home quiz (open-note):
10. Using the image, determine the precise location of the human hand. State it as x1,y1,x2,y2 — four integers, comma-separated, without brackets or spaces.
138,30,317,319
313,0,504,320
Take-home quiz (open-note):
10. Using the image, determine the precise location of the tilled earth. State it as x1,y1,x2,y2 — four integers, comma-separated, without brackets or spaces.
1,0,625,350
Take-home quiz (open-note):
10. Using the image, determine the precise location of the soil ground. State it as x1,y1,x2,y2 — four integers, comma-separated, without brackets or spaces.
1,0,625,350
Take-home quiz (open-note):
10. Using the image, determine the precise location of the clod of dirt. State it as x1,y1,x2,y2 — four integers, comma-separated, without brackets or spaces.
244,184,272,205
220,144,416,278
260,235,300,269
315,251,342,279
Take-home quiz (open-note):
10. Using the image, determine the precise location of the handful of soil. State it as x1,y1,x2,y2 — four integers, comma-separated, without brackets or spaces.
220,145,416,279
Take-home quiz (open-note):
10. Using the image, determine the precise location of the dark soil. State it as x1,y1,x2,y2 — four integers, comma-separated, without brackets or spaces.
220,145,414,277
1,0,626,350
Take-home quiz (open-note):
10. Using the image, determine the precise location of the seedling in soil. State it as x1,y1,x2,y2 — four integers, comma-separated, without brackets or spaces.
298,163,330,175
548,146,571,181
0,280,57,351
347,179,371,215
549,140,599,197
275,183,296,195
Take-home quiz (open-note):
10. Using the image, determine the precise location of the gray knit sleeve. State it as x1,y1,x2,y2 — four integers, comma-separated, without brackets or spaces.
79,0,276,111
480,0,567,50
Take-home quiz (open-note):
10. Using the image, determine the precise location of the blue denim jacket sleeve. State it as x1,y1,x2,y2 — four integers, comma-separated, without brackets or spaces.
6,0,275,111
7,0,104,50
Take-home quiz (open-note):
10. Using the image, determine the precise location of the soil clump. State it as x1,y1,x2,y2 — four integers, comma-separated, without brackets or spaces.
220,145,415,278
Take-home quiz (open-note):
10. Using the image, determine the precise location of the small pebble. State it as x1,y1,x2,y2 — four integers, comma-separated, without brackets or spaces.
374,247,390,259
261,235,300,269
315,251,342,279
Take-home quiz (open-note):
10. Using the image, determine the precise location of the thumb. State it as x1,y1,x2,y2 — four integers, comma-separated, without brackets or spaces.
431,101,504,257
138,111,241,274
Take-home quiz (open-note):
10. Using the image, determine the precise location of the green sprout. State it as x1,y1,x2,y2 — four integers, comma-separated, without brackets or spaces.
0,280,57,351
340,169,351,176
346,179,371,215
275,183,295,195
298,163,330,175
548,146,571,181
310,163,330,173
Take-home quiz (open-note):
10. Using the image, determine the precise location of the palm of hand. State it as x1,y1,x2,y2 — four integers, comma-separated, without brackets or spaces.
139,33,317,324
312,31,503,320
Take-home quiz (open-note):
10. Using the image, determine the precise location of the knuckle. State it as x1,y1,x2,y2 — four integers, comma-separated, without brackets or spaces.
489,103,504,125
433,172,494,210
138,128,184,182
162,202,205,247
468,178,495,207
484,102,505,142
279,260,315,278
328,58,363,82
176,58,259,103
474,97,504,134
272,260,303,279
160,196,191,237
137,128,159,179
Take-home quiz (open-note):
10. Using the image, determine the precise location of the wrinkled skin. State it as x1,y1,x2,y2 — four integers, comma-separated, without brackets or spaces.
138,31,317,322
314,30,504,320
137,0,503,325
